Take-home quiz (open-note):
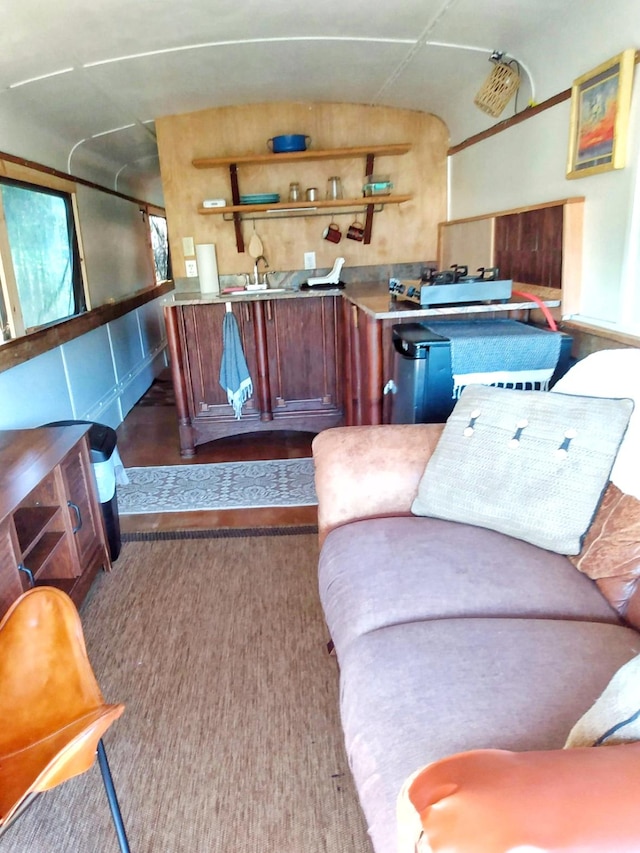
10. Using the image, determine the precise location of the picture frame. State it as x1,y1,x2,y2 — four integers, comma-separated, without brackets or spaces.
566,49,636,179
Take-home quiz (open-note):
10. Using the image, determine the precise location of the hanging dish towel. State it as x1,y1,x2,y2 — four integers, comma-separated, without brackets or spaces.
219,311,253,418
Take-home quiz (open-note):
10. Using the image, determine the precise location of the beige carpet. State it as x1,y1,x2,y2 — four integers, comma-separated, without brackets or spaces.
2,533,371,853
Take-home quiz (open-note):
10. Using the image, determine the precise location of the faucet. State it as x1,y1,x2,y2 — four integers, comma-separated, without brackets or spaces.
253,255,269,286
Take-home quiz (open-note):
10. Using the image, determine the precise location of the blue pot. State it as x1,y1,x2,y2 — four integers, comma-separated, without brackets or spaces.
267,134,311,153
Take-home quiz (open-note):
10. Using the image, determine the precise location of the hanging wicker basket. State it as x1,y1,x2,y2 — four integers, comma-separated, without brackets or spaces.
474,62,521,117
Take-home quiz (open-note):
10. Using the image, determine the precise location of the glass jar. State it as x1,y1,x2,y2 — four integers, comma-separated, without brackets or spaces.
326,176,343,200
288,182,301,202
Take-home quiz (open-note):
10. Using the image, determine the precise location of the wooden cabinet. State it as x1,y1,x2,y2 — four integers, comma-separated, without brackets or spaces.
0,426,111,617
164,295,344,456
192,143,412,252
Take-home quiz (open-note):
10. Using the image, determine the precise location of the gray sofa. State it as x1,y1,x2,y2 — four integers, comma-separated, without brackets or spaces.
312,349,640,853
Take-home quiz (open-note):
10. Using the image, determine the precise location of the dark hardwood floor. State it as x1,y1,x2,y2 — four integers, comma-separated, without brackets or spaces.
116,372,317,533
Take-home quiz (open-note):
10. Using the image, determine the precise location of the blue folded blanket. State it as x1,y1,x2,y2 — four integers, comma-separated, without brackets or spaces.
219,311,253,418
424,319,562,397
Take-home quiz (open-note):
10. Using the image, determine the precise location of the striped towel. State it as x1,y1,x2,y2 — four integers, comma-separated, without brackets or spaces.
219,311,253,418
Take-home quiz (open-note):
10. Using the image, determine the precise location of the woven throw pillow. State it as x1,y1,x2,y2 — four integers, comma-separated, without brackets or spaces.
411,385,634,554
565,653,640,747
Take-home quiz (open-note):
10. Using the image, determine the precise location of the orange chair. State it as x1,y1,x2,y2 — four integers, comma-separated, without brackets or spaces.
0,586,130,851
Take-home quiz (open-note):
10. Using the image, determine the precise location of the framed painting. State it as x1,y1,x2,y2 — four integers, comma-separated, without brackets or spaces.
566,49,636,179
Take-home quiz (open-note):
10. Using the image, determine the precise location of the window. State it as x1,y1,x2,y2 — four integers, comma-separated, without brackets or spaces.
0,178,85,339
149,214,170,283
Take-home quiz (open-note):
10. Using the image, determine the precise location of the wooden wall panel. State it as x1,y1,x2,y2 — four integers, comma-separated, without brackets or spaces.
155,102,448,279
494,206,563,288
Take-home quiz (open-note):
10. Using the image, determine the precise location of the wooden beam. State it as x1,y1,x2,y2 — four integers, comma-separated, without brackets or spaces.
0,280,174,374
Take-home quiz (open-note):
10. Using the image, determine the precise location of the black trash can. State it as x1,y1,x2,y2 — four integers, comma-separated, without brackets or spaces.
390,323,454,424
43,420,122,561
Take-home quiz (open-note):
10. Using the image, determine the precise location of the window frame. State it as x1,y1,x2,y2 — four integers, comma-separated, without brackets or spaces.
0,165,88,341
146,207,171,284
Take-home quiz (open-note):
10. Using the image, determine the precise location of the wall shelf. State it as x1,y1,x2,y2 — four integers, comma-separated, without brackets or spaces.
192,143,411,169
201,195,413,217
193,143,412,252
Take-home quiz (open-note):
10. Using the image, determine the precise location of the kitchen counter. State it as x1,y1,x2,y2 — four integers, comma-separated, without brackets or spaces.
166,280,561,318
340,281,563,428
163,290,344,456
165,286,343,306
164,278,564,447
343,280,561,319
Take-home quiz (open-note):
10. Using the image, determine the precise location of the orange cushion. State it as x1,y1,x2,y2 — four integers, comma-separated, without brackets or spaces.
402,743,640,853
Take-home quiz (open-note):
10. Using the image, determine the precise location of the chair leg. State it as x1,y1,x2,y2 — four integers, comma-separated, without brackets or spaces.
97,739,131,853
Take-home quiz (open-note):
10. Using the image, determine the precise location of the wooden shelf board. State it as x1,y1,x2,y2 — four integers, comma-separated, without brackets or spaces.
199,195,413,215
14,505,60,554
36,577,75,596
26,531,70,577
192,143,411,169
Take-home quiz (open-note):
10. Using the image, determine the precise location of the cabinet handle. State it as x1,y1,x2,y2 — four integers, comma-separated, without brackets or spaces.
266,300,272,322
18,563,35,588
68,500,83,533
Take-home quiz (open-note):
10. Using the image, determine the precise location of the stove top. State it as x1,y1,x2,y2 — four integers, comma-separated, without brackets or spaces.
389,265,512,308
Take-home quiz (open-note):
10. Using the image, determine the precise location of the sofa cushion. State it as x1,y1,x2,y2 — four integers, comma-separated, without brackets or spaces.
319,516,620,658
569,481,640,628
411,385,633,554
338,617,640,853
398,742,640,853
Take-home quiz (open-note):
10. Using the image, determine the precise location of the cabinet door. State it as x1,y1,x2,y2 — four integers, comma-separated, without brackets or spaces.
181,303,261,420
58,440,106,574
0,518,23,615
266,296,342,414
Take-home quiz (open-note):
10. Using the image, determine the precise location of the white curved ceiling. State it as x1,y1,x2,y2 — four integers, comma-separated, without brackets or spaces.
0,0,613,200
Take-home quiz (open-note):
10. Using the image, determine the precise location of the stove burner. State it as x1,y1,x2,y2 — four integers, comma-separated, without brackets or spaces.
389,263,512,308
422,265,502,284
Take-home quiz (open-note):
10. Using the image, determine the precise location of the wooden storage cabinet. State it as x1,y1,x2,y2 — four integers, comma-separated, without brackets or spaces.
165,295,344,456
0,426,111,617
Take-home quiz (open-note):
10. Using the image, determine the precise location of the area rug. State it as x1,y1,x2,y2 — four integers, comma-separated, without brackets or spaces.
0,534,370,853
118,458,317,514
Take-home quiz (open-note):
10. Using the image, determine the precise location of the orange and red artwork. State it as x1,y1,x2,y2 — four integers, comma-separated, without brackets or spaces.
576,70,620,168
567,50,635,179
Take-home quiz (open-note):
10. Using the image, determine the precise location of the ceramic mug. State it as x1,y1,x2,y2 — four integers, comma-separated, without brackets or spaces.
323,223,342,243
347,221,365,241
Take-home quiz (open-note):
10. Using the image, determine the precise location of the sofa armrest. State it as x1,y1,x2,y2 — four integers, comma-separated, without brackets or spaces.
312,423,444,546
398,743,640,853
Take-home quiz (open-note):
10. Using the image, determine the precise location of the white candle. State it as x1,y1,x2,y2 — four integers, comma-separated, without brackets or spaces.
195,243,220,295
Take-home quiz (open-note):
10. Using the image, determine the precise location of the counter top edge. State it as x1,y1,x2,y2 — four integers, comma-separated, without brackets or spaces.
165,281,562,319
